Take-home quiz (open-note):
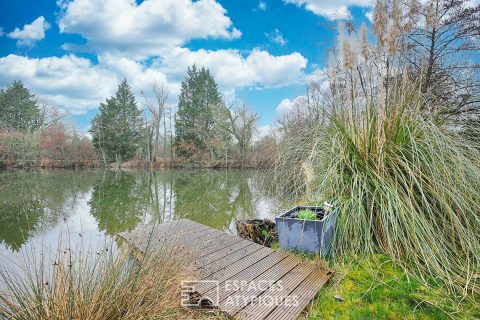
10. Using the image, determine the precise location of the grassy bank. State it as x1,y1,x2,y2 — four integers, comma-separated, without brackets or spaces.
0,159,101,169
303,255,480,320
0,158,264,169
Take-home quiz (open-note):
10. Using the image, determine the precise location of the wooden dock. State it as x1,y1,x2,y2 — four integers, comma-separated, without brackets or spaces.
119,219,333,320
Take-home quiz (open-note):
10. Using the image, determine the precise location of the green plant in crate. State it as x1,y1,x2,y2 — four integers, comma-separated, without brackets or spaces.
297,209,317,220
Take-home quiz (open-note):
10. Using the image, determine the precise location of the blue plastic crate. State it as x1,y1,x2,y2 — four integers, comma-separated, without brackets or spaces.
275,205,338,256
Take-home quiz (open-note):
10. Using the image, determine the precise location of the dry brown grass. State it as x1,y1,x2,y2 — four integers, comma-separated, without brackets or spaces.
0,245,225,320
117,158,184,169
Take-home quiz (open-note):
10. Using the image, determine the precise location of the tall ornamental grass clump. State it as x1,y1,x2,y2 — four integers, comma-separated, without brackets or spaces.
274,0,480,294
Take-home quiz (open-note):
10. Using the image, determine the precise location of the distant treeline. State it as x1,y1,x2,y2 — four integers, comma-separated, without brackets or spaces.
0,81,98,169
0,66,275,169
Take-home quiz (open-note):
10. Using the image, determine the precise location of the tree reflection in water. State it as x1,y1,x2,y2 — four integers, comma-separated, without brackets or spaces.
0,169,278,253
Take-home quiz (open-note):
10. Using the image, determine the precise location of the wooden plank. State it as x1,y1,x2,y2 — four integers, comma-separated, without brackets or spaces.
121,219,199,240
177,232,243,260
204,252,290,304
134,225,215,253
220,255,301,315
122,224,238,263
151,221,211,241
118,222,196,255
264,269,331,320
194,247,274,293
119,219,203,249
154,228,226,252
192,240,253,268
197,243,264,276
192,241,262,272
157,229,224,258
235,264,317,320
119,219,333,320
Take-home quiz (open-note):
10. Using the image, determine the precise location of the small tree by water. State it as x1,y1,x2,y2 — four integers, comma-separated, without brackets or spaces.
174,65,225,158
0,81,41,132
90,79,142,164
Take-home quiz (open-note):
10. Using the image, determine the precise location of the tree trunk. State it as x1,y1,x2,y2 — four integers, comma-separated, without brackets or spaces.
163,109,167,157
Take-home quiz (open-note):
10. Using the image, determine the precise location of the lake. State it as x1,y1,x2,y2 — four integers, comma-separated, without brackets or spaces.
0,169,285,273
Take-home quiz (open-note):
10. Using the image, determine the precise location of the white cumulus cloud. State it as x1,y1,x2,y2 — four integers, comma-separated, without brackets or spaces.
284,0,372,20
265,29,287,46
0,0,309,116
276,96,306,114
0,48,307,115
7,16,50,47
254,124,277,142
58,0,241,59
97,53,172,95
0,54,118,115
157,48,307,91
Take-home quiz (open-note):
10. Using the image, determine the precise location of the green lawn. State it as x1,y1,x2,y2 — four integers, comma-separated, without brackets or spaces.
302,255,479,320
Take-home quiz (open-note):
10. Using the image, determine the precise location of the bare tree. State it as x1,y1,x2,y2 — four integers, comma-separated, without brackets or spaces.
224,103,258,166
37,98,66,129
142,82,169,162
169,105,175,165
153,83,169,158
406,0,480,117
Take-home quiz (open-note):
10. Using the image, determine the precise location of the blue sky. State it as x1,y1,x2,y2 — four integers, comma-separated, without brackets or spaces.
0,0,373,132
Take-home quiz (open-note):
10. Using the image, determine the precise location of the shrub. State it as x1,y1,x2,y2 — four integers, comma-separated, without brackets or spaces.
0,130,40,165
40,123,70,160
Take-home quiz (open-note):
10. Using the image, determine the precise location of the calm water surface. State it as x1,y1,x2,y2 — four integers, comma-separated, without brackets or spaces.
0,169,284,271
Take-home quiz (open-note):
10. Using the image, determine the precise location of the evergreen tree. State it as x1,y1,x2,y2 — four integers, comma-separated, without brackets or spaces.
174,65,223,157
90,79,142,163
0,81,41,132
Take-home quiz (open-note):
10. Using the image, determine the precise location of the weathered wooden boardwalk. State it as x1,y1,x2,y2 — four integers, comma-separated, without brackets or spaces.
119,219,332,320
